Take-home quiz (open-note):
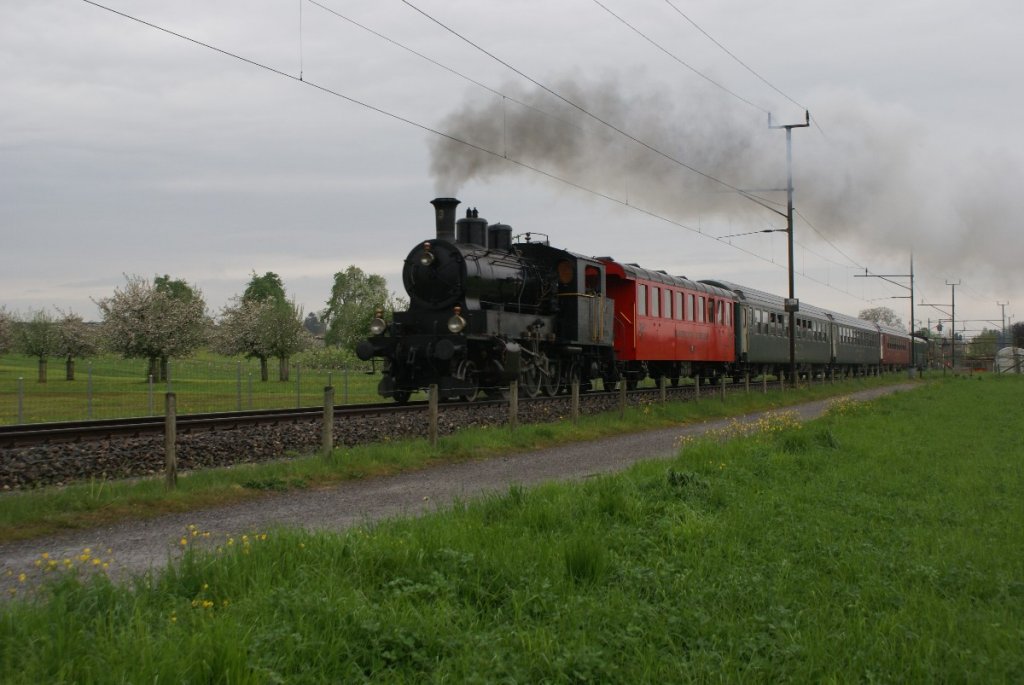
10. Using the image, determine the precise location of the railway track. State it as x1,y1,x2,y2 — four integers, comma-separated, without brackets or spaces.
0,378,797,489
0,402,428,449
0,379,781,450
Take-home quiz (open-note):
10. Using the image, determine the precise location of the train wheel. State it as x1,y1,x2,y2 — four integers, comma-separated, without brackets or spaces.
393,390,411,404
461,362,480,402
543,359,562,397
521,363,542,398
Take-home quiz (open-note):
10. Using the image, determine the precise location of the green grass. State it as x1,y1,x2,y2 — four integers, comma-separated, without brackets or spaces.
0,352,386,423
0,374,913,543
1,375,1021,682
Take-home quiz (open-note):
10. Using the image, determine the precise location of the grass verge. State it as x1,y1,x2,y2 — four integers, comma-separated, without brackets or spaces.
1,375,1021,681
4,375,913,542
2,370,921,540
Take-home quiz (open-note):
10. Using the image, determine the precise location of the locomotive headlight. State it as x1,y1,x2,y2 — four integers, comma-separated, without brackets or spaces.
369,309,387,335
447,306,467,334
418,242,435,266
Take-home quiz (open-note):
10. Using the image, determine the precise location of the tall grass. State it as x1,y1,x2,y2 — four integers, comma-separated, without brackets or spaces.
1,376,1021,681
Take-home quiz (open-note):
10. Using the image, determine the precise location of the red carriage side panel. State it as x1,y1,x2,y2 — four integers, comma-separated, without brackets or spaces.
880,329,911,367
602,259,736,365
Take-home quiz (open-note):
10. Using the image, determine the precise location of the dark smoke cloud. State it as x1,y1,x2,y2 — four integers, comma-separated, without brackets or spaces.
430,76,1024,285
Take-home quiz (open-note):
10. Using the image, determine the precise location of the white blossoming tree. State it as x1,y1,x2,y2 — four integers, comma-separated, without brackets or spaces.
54,310,99,381
15,309,60,383
215,273,309,381
0,307,12,355
97,274,208,381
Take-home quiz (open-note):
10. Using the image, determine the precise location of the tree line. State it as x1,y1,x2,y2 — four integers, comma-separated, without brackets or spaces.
0,267,403,383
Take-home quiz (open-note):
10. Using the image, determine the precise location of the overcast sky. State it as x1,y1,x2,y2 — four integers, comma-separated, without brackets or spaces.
3,0,1022,338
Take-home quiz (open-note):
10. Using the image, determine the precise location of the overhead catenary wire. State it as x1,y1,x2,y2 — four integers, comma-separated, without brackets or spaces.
398,0,781,214
305,0,580,132
79,0,876,305
794,209,865,269
662,0,806,113
589,0,769,115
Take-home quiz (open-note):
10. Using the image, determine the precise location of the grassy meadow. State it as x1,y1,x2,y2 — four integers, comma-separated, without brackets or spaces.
0,352,383,424
1,376,1022,681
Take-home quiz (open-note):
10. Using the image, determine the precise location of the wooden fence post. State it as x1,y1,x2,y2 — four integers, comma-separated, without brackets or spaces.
322,386,334,457
509,381,519,431
695,376,700,401
619,379,627,417
570,379,580,424
659,376,667,403
428,384,439,447
165,392,177,490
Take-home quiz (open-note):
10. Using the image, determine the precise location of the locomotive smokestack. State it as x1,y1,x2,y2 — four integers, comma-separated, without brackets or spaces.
430,197,460,242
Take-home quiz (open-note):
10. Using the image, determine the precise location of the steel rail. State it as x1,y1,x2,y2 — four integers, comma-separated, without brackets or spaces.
0,379,788,449
0,402,427,449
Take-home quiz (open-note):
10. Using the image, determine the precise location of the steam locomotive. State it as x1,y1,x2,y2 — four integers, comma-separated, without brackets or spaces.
356,197,922,402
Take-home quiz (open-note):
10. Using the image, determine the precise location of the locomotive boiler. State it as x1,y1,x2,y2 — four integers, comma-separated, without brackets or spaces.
356,198,615,401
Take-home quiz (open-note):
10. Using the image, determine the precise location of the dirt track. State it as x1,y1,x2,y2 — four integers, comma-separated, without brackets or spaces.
1,384,917,594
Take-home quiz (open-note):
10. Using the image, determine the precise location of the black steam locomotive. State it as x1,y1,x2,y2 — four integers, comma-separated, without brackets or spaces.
356,198,614,401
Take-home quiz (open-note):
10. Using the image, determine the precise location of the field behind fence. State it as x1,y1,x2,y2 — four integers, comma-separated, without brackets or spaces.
0,354,384,425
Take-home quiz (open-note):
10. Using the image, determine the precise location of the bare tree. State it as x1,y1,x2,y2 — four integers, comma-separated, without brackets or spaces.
858,306,905,330
96,275,208,381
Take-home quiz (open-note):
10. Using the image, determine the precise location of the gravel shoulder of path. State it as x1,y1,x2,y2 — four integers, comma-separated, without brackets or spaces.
1,384,917,593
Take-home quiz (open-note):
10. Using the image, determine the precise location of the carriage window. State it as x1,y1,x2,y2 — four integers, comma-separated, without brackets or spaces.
651,287,660,317
698,296,706,323
664,289,672,319
637,284,647,316
674,292,683,320
688,294,696,321
718,300,725,325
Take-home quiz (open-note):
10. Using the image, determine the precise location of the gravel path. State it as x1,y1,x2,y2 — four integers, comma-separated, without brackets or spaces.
1,384,916,593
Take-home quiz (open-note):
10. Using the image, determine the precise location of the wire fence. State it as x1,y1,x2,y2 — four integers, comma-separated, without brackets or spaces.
0,355,381,425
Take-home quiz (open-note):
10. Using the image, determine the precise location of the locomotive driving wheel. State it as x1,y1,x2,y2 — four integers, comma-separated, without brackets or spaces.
542,357,562,396
460,361,480,402
521,362,542,398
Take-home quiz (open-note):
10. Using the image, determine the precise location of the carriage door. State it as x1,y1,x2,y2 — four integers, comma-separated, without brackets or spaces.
740,305,750,359
828,317,837,363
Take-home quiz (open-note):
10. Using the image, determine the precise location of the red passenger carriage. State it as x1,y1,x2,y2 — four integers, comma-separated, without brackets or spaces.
600,259,737,385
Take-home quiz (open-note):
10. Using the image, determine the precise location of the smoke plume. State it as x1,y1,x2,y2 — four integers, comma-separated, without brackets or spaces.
430,76,1024,287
